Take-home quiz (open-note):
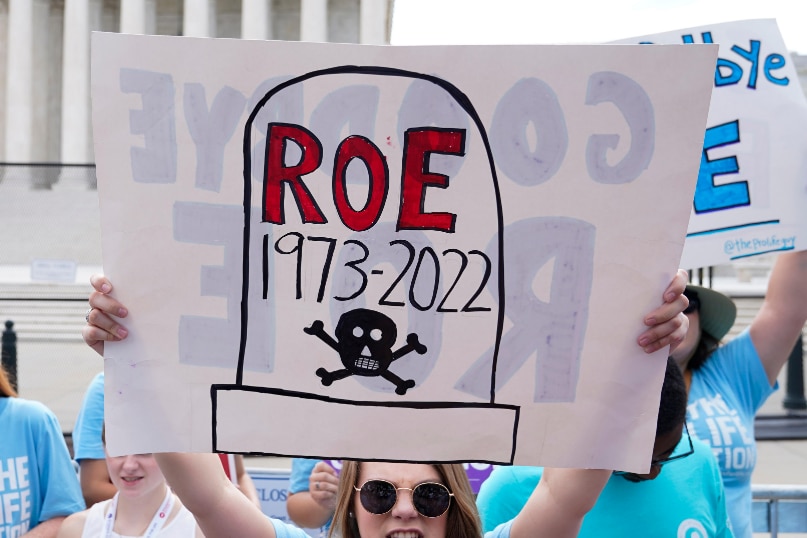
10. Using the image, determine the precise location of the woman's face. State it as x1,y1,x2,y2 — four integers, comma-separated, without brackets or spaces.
354,462,449,538
105,450,166,498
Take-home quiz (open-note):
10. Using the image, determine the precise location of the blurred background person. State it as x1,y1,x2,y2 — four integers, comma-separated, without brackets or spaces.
673,250,807,537
57,427,204,538
477,358,733,537
0,365,85,537
286,459,339,534
73,371,260,507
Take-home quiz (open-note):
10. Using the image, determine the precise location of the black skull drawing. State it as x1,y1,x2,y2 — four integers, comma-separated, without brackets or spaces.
304,309,427,395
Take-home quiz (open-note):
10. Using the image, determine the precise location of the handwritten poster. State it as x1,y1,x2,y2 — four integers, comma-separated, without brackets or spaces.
91,33,716,470
617,19,807,268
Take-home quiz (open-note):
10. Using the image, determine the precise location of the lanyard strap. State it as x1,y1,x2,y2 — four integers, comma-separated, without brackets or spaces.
102,488,175,538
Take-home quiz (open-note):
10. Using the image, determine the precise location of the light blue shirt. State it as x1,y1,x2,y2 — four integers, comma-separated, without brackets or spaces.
688,329,774,538
477,438,733,537
73,371,105,461
0,397,85,534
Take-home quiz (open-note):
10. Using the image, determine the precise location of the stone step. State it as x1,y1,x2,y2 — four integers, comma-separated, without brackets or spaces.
0,285,89,343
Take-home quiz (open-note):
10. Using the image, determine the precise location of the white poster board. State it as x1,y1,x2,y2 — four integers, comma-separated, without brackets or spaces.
617,19,807,268
91,33,716,470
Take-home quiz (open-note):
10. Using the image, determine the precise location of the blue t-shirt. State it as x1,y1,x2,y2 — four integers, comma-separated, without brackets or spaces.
477,438,733,537
289,458,318,494
0,397,86,535
688,329,774,538
271,517,311,538
289,458,331,532
73,371,105,461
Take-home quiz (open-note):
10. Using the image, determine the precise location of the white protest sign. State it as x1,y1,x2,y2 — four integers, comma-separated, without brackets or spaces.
91,33,716,470
616,19,807,268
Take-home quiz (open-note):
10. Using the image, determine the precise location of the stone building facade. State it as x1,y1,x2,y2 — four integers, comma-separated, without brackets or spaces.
0,0,393,186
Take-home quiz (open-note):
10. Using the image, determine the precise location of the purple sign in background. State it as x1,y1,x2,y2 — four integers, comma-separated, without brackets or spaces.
464,462,497,494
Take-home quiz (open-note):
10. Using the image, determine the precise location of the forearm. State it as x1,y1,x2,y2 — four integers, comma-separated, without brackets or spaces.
510,468,609,538
81,481,117,507
155,453,229,513
78,459,117,506
766,250,807,324
287,492,334,528
22,517,67,538
154,453,274,538
752,250,807,382
236,467,261,507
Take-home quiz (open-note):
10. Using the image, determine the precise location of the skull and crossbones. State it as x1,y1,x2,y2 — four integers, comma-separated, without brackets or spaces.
304,308,427,395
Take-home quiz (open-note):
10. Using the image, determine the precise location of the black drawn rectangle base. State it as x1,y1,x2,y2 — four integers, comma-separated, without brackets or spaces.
211,384,519,465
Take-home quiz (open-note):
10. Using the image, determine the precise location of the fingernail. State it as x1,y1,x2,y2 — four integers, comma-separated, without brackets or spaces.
638,337,649,347
118,307,128,317
101,283,111,293
117,327,128,338
645,316,656,326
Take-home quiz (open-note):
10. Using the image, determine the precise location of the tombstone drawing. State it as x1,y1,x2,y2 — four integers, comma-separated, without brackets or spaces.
211,66,520,464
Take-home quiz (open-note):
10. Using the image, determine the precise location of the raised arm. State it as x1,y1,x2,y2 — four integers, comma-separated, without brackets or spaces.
22,516,68,538
234,455,262,507
154,453,276,538
77,459,116,506
508,467,610,538
749,250,807,385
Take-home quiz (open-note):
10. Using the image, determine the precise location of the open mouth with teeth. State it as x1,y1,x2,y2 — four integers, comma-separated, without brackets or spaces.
354,356,380,370
387,531,423,538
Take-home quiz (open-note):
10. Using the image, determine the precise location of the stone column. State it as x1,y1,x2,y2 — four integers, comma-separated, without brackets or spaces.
241,0,271,40
5,0,55,188
0,2,8,163
184,0,217,37
300,0,327,42
58,0,102,189
5,0,38,164
360,0,388,44
120,0,156,35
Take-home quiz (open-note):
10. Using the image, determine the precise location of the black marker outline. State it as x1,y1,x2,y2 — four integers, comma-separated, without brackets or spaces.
222,65,515,463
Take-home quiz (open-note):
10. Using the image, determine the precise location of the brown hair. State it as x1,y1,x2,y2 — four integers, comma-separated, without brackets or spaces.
330,461,482,538
0,365,16,397
688,329,721,371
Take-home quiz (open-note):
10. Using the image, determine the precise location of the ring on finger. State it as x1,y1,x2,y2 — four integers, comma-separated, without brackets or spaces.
85,308,93,323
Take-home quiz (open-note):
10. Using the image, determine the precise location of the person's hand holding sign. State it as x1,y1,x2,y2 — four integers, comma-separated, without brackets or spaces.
82,270,690,358
82,274,128,356
637,268,690,354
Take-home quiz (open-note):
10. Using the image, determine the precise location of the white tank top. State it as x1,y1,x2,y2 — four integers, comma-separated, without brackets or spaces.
80,497,199,538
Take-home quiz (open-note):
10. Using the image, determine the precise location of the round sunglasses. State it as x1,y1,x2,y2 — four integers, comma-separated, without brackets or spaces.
354,479,454,518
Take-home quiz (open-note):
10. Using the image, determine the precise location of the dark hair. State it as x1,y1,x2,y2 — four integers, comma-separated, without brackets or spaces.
0,365,16,398
682,289,700,315
657,357,688,436
687,329,720,371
